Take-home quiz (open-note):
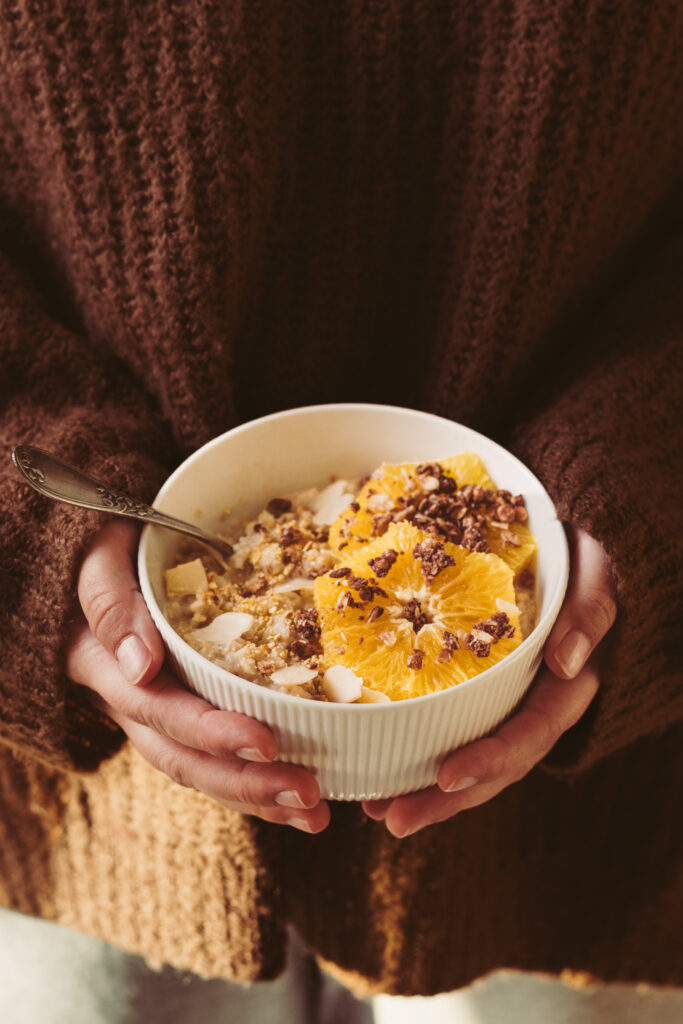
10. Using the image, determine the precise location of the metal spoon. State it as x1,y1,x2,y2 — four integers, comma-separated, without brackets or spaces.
11,445,234,564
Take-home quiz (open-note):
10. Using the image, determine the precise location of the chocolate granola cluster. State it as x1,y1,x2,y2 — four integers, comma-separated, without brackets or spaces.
334,572,388,613
289,608,323,660
368,465,528,553
463,611,516,658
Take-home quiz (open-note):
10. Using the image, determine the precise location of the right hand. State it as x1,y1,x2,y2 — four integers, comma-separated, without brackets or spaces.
65,520,330,833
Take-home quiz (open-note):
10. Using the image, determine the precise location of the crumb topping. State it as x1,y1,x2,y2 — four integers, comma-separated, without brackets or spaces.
402,597,429,633
164,459,536,703
363,473,529,555
266,497,292,517
407,648,425,670
463,611,515,658
367,548,399,577
412,537,456,578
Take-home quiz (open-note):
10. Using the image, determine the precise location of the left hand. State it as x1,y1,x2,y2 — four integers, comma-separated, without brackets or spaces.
363,526,617,838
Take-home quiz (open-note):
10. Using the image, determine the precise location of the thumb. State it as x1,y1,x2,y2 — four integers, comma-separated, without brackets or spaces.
77,519,165,684
544,526,617,680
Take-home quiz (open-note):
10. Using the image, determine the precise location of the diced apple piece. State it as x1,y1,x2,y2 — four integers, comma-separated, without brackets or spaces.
165,558,208,595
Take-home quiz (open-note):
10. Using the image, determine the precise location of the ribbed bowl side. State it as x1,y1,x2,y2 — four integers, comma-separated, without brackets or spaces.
140,405,569,801
163,609,551,800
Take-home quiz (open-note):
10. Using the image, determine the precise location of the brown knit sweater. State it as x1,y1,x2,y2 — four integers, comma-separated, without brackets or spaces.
1,0,682,995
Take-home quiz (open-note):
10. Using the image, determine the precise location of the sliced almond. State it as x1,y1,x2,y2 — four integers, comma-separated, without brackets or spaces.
272,576,315,593
270,665,318,686
358,685,391,704
496,597,519,616
191,611,254,646
322,665,363,702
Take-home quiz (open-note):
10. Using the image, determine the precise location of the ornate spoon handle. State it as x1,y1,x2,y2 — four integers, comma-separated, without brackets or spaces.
11,445,234,561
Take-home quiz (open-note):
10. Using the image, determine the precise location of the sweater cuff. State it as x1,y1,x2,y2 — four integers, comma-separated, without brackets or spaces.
512,416,681,777
1,445,170,772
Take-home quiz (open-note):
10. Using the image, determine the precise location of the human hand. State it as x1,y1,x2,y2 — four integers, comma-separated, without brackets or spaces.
65,520,330,833
363,526,616,837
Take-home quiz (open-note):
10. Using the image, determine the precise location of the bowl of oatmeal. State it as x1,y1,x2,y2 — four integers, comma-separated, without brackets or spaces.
138,404,569,800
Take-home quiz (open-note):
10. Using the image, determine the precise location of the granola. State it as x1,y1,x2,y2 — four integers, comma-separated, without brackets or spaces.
164,459,538,703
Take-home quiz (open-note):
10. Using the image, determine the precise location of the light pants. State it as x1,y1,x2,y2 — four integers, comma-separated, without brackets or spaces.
1,908,681,1024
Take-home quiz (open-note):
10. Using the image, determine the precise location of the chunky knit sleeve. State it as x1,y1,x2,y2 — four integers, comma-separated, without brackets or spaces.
513,229,683,775
0,250,174,771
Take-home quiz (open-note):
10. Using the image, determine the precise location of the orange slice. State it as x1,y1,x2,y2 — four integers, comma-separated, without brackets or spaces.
314,522,522,701
328,452,536,575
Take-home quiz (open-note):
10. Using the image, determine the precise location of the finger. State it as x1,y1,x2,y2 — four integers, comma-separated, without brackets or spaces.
376,783,496,838
437,662,599,794
362,798,392,820
67,620,279,764
379,776,517,838
77,519,164,684
114,714,329,829
386,664,599,836
544,526,617,679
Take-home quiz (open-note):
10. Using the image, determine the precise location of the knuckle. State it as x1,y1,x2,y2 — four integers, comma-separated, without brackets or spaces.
582,588,617,637
135,702,165,736
228,765,260,807
85,588,134,644
527,706,562,753
155,748,193,789
129,686,175,736
483,736,513,778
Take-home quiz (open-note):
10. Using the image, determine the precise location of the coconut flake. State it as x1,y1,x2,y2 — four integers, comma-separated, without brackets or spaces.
191,611,254,646
264,614,291,642
322,665,363,702
366,491,393,512
309,479,357,525
496,597,519,616
272,576,316,593
165,558,209,595
358,685,391,704
270,665,318,686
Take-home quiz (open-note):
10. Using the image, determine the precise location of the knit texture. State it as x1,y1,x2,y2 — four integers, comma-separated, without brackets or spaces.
0,0,681,993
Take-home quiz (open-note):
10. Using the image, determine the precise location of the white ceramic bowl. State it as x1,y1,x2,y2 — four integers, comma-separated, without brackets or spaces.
139,404,568,800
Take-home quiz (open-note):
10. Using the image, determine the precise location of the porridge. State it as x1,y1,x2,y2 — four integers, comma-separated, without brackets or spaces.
164,455,538,703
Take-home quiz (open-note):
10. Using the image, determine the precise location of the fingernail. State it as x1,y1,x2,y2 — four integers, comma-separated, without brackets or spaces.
445,775,478,793
276,790,307,809
395,823,420,838
116,635,151,683
554,628,592,677
288,817,314,833
236,747,271,763
364,805,390,821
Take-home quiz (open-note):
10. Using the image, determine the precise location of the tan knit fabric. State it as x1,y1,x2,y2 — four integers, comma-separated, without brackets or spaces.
0,0,681,994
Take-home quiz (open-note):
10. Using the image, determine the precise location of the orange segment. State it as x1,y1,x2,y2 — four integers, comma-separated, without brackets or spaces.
328,452,536,575
314,522,522,701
